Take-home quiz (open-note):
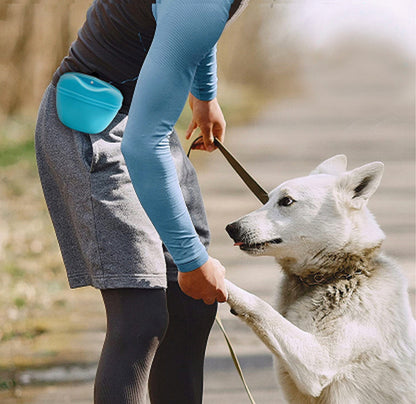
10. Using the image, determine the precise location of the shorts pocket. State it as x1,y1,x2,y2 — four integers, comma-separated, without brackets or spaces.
81,114,127,175
81,133,98,173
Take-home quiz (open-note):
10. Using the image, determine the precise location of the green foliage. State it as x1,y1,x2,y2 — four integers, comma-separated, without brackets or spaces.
0,377,17,391
1,326,47,343
0,138,34,167
0,139,35,167
4,263,26,279
0,117,36,167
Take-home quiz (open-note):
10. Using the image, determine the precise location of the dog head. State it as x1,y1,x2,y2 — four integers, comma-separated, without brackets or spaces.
226,155,385,275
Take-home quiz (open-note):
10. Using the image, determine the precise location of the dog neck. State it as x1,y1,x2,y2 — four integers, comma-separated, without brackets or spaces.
294,265,368,287
279,245,381,287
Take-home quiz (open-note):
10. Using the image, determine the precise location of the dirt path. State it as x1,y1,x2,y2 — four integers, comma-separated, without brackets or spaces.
1,45,414,403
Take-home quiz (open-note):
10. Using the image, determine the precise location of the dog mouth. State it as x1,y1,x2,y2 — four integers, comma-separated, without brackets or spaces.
234,238,283,251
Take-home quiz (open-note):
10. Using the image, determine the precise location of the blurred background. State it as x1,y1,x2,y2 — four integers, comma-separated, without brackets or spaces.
0,0,414,402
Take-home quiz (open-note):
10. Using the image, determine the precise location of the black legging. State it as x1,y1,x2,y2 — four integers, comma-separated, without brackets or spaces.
94,281,217,404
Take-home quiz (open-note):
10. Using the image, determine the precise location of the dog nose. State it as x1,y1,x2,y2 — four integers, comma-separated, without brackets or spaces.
225,221,241,241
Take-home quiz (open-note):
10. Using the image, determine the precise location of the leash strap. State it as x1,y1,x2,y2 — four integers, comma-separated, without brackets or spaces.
215,314,257,404
187,135,269,205
187,134,261,403
213,138,269,204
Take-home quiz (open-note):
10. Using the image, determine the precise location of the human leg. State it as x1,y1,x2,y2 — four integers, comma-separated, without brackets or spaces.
35,84,168,290
146,128,215,403
148,281,217,404
94,288,169,404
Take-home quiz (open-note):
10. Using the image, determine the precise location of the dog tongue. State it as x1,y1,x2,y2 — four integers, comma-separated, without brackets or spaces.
234,242,244,246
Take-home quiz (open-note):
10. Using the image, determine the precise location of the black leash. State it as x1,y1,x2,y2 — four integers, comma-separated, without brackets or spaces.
187,134,270,404
187,135,269,205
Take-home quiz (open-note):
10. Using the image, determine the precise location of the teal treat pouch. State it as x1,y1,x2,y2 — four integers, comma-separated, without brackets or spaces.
56,72,123,134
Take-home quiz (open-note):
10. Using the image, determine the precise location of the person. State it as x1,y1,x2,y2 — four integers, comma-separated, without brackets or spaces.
35,0,250,403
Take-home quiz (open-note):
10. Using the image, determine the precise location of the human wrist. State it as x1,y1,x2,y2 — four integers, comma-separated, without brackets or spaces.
190,87,217,102
177,249,209,273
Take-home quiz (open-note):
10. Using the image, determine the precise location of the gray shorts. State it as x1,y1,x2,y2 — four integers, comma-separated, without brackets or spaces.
35,84,210,289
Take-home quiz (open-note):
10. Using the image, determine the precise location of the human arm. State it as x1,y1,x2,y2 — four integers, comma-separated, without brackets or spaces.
186,94,226,152
187,43,227,152
121,0,234,302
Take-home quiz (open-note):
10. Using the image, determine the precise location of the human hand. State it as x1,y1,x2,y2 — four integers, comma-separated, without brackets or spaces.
186,94,226,152
178,256,227,304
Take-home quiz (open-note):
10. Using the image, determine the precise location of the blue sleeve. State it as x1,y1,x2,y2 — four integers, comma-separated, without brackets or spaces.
121,0,234,272
191,44,218,101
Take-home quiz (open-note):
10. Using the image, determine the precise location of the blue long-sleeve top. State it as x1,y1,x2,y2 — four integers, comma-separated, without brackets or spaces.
121,0,235,272
52,0,249,272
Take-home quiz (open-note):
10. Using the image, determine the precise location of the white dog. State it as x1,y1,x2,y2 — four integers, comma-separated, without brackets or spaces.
225,155,415,403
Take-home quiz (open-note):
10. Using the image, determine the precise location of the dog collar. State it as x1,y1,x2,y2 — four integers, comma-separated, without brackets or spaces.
296,269,366,287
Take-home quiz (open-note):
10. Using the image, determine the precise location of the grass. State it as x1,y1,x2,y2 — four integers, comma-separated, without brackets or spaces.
0,138,35,168
0,118,36,166
0,116,66,348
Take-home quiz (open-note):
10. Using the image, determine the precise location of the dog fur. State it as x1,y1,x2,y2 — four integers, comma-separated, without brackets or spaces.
225,155,415,403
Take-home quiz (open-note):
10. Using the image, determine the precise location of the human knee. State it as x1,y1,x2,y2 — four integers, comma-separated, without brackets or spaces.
115,314,168,347
102,288,169,348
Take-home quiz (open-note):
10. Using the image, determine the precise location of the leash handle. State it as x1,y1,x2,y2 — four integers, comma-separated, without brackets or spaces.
215,314,257,404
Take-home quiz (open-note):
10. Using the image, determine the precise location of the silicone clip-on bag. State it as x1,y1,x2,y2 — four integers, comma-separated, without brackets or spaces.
56,72,123,134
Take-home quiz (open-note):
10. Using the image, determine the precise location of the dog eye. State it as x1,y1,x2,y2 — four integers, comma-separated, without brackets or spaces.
278,196,295,207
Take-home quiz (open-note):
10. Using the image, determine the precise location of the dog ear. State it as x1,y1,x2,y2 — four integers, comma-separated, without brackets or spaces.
310,155,347,176
337,162,384,209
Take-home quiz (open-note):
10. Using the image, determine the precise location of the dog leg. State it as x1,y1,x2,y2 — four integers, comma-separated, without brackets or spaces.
225,280,337,397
